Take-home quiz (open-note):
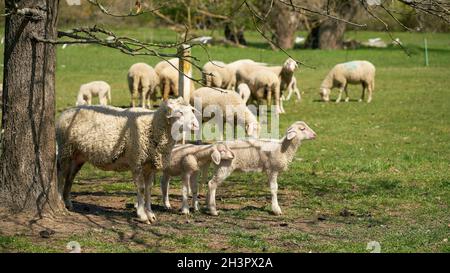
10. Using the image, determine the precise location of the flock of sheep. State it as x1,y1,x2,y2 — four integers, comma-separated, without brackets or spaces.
58,58,376,224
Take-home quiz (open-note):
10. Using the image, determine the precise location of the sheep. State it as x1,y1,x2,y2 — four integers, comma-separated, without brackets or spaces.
206,121,316,216
233,59,267,88
156,59,195,101
202,61,233,89
56,97,199,224
75,81,111,106
127,63,159,109
155,58,178,77
190,87,260,139
320,60,376,103
160,143,235,214
247,69,283,115
267,58,301,103
237,83,251,104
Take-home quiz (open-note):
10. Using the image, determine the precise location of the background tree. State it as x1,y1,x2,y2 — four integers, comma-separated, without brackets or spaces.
0,0,64,214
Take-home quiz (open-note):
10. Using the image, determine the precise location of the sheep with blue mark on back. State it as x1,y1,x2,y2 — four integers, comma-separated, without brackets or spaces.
320,60,376,103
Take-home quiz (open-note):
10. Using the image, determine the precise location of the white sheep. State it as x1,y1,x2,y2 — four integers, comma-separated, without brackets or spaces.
190,87,260,139
237,83,251,104
267,58,301,103
202,61,233,89
206,121,316,216
234,59,267,88
127,63,159,108
56,97,199,224
157,59,195,101
320,60,376,103
155,58,179,77
75,81,111,106
161,143,235,214
247,69,283,115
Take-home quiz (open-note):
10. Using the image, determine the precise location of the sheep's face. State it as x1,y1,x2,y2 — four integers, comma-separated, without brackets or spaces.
246,122,260,138
166,98,200,132
319,88,330,102
286,121,316,141
211,144,234,165
284,58,298,72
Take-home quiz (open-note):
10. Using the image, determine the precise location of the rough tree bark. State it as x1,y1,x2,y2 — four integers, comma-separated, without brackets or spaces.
269,1,301,50
305,0,360,49
0,0,64,215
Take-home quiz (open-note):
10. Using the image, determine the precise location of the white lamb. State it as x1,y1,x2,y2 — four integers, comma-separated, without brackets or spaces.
320,60,376,103
267,58,301,103
190,87,260,139
160,143,235,214
206,121,316,216
75,81,111,106
127,63,159,108
157,59,195,101
56,97,199,224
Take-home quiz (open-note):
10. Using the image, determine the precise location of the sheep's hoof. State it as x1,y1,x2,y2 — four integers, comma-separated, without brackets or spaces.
163,203,172,210
181,208,190,215
64,200,73,210
358,99,363,102
146,211,157,223
209,210,219,216
272,206,282,216
335,100,341,104
345,98,350,102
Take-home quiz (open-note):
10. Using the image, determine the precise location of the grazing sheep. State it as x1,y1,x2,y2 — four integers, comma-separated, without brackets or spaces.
247,69,282,115
206,121,316,216
127,63,159,108
320,60,376,103
75,81,111,106
56,97,199,224
234,60,267,88
237,83,251,104
190,87,260,139
161,143,235,214
202,61,233,89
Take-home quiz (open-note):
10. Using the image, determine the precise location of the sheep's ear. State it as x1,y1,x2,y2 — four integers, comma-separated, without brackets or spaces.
286,129,297,140
211,150,221,165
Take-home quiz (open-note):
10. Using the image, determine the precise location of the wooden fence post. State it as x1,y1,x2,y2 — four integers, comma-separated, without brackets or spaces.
177,44,192,103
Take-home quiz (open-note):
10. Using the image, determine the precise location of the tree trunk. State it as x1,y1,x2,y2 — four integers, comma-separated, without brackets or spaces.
0,0,64,215
270,1,300,50
305,0,359,49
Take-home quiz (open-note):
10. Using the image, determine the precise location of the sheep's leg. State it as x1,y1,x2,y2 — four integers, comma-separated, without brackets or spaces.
99,96,107,106
144,171,157,223
57,159,72,208
141,86,149,108
344,84,350,102
160,172,172,210
274,85,282,115
181,173,191,214
207,167,232,216
133,170,150,223
268,172,282,215
360,83,366,102
86,95,92,105
335,87,344,103
266,87,272,109
190,172,199,212
63,161,84,210
367,81,373,103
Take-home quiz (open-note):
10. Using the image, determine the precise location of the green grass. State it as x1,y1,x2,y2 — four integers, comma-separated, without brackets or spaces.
1,28,449,253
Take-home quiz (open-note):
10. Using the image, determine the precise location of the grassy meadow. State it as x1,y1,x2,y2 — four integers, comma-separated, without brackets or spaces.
0,28,449,252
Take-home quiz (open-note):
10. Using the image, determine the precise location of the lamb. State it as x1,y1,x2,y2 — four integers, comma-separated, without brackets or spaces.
190,87,260,139
206,121,316,216
127,63,159,108
154,58,178,77
247,69,282,115
234,59,267,88
75,81,111,106
202,61,233,89
237,83,251,104
267,58,301,103
160,143,235,214
320,60,376,103
56,97,199,224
